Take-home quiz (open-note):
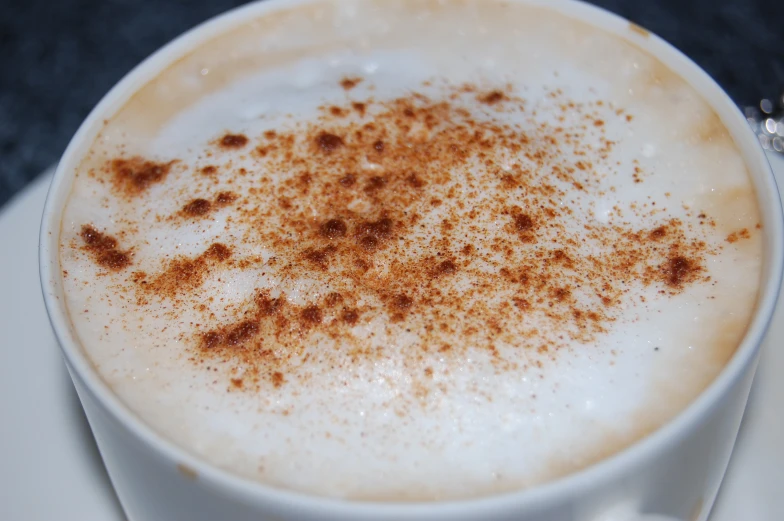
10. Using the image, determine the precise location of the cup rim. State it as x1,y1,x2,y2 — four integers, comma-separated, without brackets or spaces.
39,0,784,516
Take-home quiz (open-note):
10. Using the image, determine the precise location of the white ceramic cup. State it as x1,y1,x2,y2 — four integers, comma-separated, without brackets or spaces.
39,0,784,520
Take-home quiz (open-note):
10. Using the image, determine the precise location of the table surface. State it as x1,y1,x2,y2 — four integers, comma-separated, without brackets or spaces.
1,0,782,208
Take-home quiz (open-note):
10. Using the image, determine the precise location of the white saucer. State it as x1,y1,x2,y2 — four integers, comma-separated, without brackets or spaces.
1,154,782,520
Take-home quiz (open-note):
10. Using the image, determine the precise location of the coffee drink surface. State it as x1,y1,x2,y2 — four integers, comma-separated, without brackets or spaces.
58,0,762,501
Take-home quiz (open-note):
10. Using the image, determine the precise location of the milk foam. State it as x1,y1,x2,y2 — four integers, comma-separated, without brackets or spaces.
58,0,762,500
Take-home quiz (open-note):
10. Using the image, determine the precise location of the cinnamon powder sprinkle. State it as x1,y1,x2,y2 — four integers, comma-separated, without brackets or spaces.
178,191,237,219
79,225,131,270
478,90,507,105
110,158,176,196
316,132,344,153
87,82,737,393
340,77,362,90
661,256,697,287
726,228,750,243
139,242,233,298
182,198,211,217
219,133,249,148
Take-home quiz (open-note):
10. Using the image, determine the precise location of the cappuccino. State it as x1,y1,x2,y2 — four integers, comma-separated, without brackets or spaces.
58,0,762,501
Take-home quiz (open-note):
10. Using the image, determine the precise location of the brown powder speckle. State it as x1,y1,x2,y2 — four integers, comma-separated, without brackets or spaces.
201,319,259,350
339,173,356,187
478,90,507,105
352,102,367,116
182,198,212,217
726,229,750,243
392,294,413,310
513,213,534,232
342,309,359,325
110,158,176,196
304,247,335,269
301,305,323,325
650,226,667,240
434,260,457,277
320,219,348,239
177,193,237,220
219,134,249,148
141,243,232,297
340,77,362,90
226,321,259,346
661,256,698,288
216,191,237,205
271,371,285,388
204,243,232,261
316,132,344,152
79,225,131,270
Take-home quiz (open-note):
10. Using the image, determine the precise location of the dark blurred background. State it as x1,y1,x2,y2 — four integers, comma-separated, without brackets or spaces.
1,0,782,208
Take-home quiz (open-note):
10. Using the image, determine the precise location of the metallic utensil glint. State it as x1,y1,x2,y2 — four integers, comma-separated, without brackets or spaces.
744,92,784,153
